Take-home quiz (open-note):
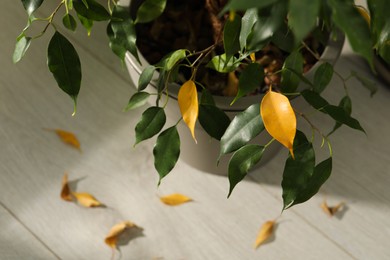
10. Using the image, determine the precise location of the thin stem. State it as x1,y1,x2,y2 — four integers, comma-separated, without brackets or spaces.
32,1,64,39
301,40,321,60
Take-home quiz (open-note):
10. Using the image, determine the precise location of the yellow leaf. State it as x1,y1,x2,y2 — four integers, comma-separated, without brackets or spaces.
250,53,256,63
160,193,192,206
223,72,239,97
178,80,198,142
60,173,73,202
355,5,370,25
45,128,81,151
105,221,138,249
321,200,345,217
72,192,103,207
254,220,275,249
260,89,296,158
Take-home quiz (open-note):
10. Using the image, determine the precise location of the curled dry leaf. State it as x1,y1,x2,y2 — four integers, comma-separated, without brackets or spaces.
105,221,138,249
260,89,296,158
160,193,193,206
61,173,73,202
321,200,345,217
178,80,198,142
72,192,103,207
254,220,276,249
45,128,81,151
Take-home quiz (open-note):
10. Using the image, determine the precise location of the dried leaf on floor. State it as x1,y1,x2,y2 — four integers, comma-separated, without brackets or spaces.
159,193,192,206
253,220,276,249
105,221,139,249
60,173,73,202
72,192,103,207
45,128,81,151
321,200,345,217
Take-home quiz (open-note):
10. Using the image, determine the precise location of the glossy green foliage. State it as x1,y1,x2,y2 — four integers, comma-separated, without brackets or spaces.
328,95,352,136
228,145,264,197
222,0,279,12
153,126,180,185
135,107,166,145
224,15,241,62
138,65,155,91
21,0,44,15
77,14,93,35
47,31,81,109
13,34,31,63
220,104,265,156
232,63,264,104
73,0,110,21
282,131,332,209
135,0,166,24
368,0,390,63
199,104,231,141
124,92,150,111
313,62,334,93
63,14,77,32
239,9,258,51
206,54,239,73
281,51,304,93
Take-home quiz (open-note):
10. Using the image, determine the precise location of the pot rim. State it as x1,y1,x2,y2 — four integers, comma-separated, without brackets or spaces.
122,0,345,111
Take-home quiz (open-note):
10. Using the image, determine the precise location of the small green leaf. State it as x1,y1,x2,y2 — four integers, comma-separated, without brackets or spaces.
21,0,44,15
224,15,241,62
153,126,180,184
77,14,93,36
232,63,264,104
199,104,231,140
124,92,150,111
228,145,264,197
288,0,320,45
138,65,156,91
328,0,373,68
271,24,295,53
135,0,167,24
282,131,315,210
200,89,215,106
328,95,352,136
351,71,378,97
281,50,304,93
239,8,258,51
63,14,77,31
206,54,240,73
222,0,278,12
220,104,265,156
313,62,333,93
165,49,186,71
301,89,329,110
47,31,81,110
135,107,166,145
73,0,110,21
13,34,31,63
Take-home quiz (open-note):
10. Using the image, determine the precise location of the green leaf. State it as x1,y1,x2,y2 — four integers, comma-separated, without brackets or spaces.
301,89,329,110
222,0,279,12
351,71,377,97
200,89,215,106
328,95,352,136
165,49,186,71
153,126,180,184
313,62,333,93
282,131,315,210
62,14,77,32
228,145,264,197
138,65,156,91
328,0,373,68
109,6,139,63
47,31,81,110
21,0,44,15
135,107,166,145
199,104,231,141
281,50,304,93
77,14,93,36
13,34,31,63
288,0,320,45
247,2,287,51
232,63,263,104
239,8,258,51
135,0,167,24
220,103,265,156
271,23,295,53
124,92,150,111
73,0,110,21
206,54,240,73
224,15,241,63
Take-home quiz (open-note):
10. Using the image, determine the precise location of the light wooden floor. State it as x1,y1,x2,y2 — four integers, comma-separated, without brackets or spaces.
1,1,389,260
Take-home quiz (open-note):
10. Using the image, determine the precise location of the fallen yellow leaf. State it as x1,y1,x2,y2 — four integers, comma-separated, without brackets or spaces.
45,128,81,151
178,80,199,142
105,221,138,249
223,72,239,97
160,193,193,206
254,220,276,249
72,192,103,207
260,89,296,158
321,200,345,217
60,173,73,202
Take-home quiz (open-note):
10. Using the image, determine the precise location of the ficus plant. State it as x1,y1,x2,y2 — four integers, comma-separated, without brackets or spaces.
15,0,389,210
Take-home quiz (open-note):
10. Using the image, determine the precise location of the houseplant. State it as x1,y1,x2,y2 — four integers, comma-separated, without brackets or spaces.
14,0,384,210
